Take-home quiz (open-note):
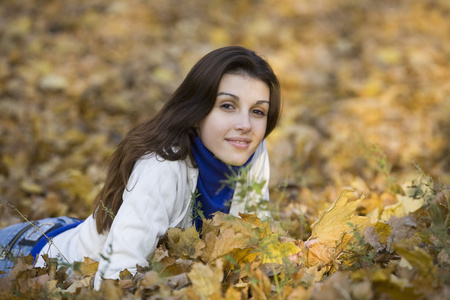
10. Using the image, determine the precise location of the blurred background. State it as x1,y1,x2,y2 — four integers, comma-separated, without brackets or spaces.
1,0,449,235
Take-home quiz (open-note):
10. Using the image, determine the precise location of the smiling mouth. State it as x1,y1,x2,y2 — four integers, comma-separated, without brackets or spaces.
226,138,252,149
226,138,252,144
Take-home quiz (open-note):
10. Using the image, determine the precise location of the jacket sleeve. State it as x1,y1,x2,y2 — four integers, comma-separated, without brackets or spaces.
94,156,187,290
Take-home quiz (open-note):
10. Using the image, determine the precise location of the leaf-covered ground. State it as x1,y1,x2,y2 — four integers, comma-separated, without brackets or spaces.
0,0,449,299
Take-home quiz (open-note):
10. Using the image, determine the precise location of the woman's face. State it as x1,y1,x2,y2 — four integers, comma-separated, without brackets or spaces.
197,73,270,166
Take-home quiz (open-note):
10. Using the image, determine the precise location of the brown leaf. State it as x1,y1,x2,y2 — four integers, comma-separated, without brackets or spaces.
202,227,249,263
206,212,261,239
164,273,189,290
363,222,392,251
247,267,272,298
61,277,91,294
119,268,133,280
310,272,351,300
224,286,243,300
386,215,417,250
99,279,123,300
167,226,204,259
139,270,160,289
286,285,311,300
304,239,332,268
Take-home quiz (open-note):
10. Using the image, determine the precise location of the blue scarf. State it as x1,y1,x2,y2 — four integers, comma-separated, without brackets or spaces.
192,136,253,231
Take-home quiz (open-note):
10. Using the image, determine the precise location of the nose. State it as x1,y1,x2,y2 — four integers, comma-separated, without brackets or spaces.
235,114,251,132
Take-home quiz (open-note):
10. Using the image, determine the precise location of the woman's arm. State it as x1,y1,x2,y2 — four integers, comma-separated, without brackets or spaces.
94,155,189,290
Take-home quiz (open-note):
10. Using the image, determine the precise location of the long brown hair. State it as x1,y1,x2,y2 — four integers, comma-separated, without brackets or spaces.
93,46,281,233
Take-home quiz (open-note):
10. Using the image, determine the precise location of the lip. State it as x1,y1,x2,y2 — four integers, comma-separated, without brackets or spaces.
225,137,252,149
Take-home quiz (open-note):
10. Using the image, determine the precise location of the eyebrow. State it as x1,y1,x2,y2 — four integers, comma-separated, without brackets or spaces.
217,92,270,105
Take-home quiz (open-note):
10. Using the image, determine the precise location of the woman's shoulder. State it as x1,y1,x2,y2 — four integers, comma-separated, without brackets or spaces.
124,153,198,205
137,153,189,169
130,153,196,182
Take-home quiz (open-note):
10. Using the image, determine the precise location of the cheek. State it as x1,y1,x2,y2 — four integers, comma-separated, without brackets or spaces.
202,113,230,134
198,116,223,142
254,119,268,138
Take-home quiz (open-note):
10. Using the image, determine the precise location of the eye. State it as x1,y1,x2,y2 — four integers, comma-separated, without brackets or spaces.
252,109,266,117
220,103,235,110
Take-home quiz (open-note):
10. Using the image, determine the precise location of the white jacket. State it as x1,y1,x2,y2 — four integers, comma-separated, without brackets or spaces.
35,140,270,290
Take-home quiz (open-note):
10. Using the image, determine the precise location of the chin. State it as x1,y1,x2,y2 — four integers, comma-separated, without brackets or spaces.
228,157,250,167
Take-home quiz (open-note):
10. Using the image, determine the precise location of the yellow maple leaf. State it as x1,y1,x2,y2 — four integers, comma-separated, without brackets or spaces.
259,235,300,264
73,257,99,277
310,189,370,248
187,260,223,299
228,247,260,270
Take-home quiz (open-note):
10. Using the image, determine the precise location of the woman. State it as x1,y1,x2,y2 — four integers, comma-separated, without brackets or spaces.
0,46,281,289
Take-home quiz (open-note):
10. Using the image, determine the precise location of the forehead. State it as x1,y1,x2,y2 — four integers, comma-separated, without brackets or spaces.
217,73,270,99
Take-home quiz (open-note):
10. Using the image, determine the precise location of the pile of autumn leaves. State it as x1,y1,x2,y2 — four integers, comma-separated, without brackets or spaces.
1,173,449,299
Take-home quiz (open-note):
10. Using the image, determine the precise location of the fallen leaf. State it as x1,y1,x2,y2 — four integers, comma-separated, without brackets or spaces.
187,260,223,299
247,267,272,298
167,226,204,259
19,180,44,194
259,235,300,264
310,189,370,248
380,195,425,221
99,279,123,300
202,227,249,263
224,286,243,300
119,268,133,280
139,270,160,289
350,280,373,300
207,212,261,239
386,215,417,250
304,239,332,267
73,257,99,277
228,247,259,270
395,245,437,280
164,273,189,290
61,277,91,294
363,222,392,251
